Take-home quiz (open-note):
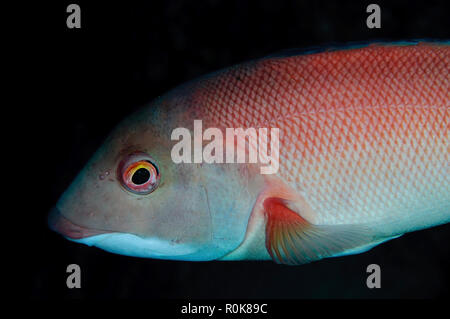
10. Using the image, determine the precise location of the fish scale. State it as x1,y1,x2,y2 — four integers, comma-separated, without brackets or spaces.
49,42,450,264
190,43,449,233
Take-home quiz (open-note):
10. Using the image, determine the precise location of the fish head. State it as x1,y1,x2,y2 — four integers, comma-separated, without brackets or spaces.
48,96,263,261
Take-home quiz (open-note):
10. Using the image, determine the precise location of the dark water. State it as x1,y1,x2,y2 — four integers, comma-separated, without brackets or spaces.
25,0,449,300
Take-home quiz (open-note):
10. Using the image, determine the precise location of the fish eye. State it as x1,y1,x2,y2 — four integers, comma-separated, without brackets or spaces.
118,152,160,195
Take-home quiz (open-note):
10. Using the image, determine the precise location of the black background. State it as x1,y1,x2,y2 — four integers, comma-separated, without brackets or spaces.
24,0,449,299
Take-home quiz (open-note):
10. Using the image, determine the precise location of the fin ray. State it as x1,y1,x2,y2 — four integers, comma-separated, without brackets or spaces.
264,197,376,265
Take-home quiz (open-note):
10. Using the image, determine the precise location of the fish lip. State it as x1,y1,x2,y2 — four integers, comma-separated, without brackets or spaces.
47,206,111,239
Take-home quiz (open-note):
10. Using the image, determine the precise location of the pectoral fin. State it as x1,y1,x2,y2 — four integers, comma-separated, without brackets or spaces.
264,197,376,265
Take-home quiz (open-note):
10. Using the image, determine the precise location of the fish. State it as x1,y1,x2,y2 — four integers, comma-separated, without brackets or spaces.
48,41,450,265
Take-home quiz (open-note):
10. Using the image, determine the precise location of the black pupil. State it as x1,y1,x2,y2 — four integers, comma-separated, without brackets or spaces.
132,168,150,185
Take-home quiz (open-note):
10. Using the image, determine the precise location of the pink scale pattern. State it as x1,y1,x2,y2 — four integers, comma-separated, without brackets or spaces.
188,44,449,229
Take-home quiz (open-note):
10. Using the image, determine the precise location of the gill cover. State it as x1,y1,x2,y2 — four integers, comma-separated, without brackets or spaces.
53,99,262,261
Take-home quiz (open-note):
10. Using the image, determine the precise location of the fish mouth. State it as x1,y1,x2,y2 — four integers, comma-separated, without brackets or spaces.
48,206,204,259
48,206,111,239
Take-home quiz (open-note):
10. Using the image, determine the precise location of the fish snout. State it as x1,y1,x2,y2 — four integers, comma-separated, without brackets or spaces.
48,206,109,239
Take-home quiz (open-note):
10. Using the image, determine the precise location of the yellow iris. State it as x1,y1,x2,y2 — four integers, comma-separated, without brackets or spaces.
125,161,152,180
